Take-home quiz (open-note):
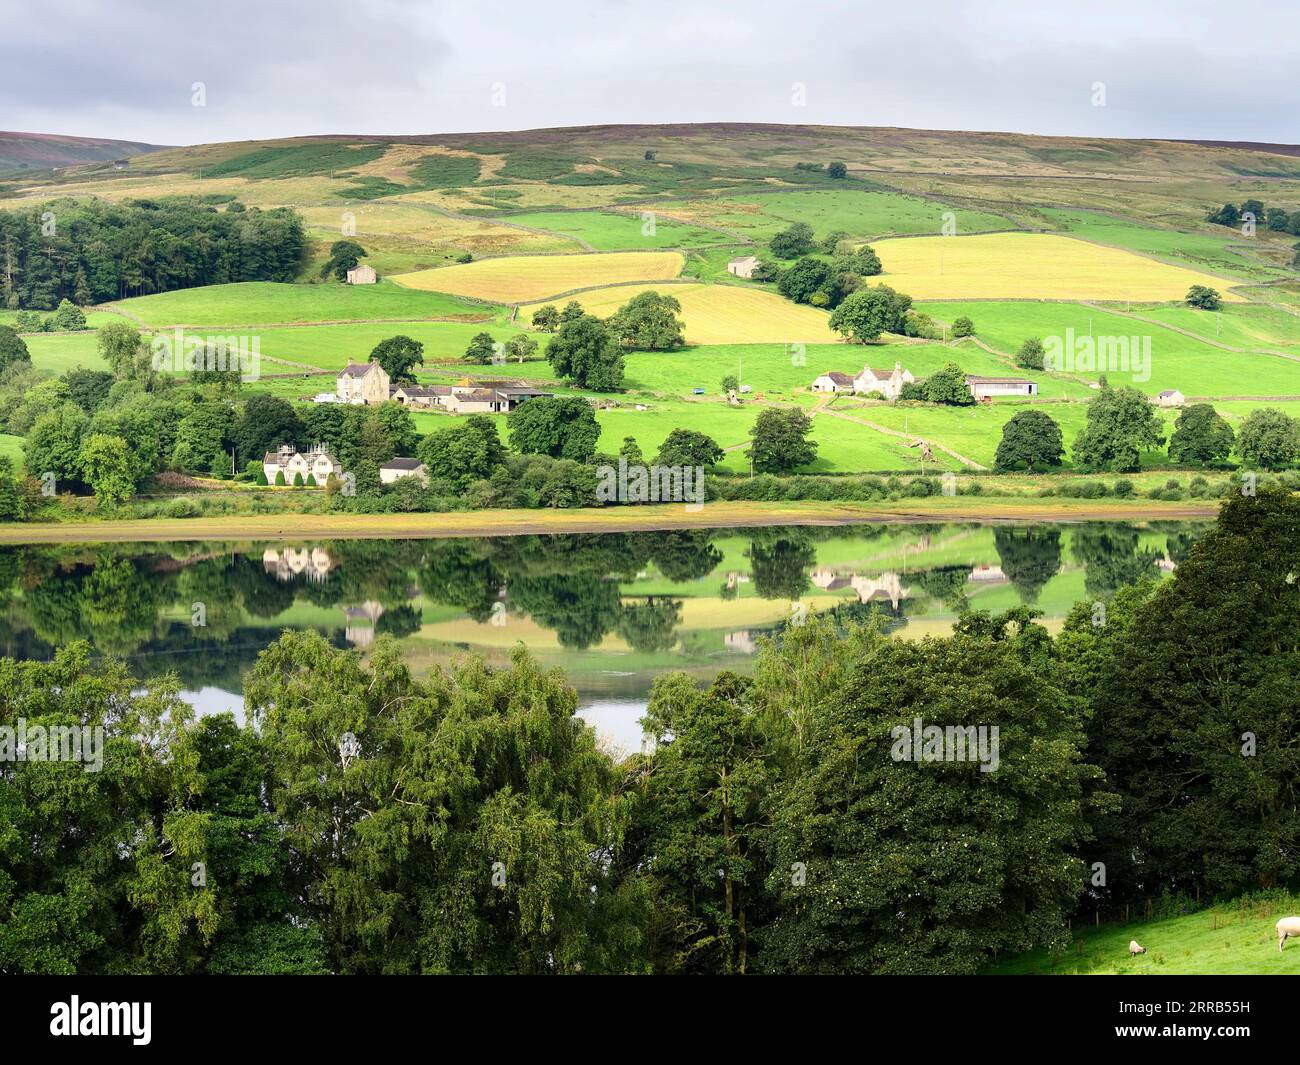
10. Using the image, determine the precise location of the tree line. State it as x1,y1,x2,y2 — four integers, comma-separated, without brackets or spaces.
0,196,308,309
1,489,1293,973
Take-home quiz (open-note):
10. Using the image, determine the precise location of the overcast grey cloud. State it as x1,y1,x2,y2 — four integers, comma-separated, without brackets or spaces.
1,0,1294,144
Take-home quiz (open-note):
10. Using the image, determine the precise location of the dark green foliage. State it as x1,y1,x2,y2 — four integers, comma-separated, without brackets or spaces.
1017,337,1045,370
748,407,817,473
407,153,481,188
995,409,1064,471
607,291,685,350
1060,488,1300,900
769,221,816,259
828,284,911,341
654,427,723,468
507,395,601,461
1072,386,1165,472
633,672,769,973
1235,407,1300,469
544,313,624,391
922,362,975,406
0,197,307,307
0,326,30,372
759,613,1096,974
370,334,423,382
234,395,303,468
418,414,507,489
320,239,366,281
1168,403,1234,466
462,331,497,365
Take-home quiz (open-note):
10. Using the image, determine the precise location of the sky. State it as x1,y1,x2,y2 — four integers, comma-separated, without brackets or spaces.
2,0,1295,146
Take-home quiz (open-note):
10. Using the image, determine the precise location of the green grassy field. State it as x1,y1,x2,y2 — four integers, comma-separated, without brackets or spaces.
250,319,536,370
22,331,109,374
987,895,1300,975
658,188,1015,242
0,433,24,471
1135,301,1300,352
1039,206,1293,282
499,209,733,250
921,300,1300,398
103,280,494,326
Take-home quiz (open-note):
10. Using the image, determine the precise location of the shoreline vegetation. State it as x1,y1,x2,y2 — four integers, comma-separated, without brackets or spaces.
0,497,1220,544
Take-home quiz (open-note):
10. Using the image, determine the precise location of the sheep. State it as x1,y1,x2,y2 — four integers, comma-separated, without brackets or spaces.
1129,940,1146,956
1276,917,1300,952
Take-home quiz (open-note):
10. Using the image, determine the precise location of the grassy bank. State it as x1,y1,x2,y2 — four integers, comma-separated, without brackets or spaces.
987,894,1300,975
0,497,1219,544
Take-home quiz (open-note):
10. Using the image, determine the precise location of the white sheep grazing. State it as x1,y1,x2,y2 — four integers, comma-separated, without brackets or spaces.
1276,917,1300,952
1129,940,1146,956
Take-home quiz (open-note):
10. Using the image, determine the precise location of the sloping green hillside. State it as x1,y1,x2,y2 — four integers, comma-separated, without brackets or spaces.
988,895,1300,975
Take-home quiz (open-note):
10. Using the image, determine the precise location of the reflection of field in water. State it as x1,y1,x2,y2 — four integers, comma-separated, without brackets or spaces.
6,521,1201,755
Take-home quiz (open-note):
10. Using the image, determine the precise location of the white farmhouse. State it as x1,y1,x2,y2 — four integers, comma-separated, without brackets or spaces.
346,264,377,285
853,362,915,400
263,444,343,486
1155,389,1185,408
380,458,429,485
810,371,855,394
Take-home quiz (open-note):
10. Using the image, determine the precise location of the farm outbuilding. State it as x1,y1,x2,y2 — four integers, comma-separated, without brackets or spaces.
727,255,761,279
965,375,1038,399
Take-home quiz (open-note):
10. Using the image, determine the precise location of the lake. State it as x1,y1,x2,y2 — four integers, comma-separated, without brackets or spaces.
0,520,1207,754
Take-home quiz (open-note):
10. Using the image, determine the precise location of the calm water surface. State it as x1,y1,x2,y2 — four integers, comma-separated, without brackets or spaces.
0,521,1205,752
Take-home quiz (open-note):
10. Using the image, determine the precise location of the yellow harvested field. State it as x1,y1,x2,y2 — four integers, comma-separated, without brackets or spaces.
870,232,1245,302
522,283,839,344
389,251,684,302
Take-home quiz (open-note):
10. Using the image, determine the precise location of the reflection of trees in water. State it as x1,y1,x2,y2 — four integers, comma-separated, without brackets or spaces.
910,566,971,610
509,574,625,650
1070,525,1162,599
993,527,1063,604
617,598,683,653
377,603,423,639
640,531,724,583
0,521,1208,688
747,530,816,601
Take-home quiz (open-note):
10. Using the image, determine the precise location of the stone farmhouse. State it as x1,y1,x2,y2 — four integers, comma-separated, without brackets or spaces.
727,255,761,278
965,375,1038,400
263,443,343,486
336,360,391,404
393,381,552,415
346,264,377,285
1155,389,1185,408
811,362,915,400
380,457,429,484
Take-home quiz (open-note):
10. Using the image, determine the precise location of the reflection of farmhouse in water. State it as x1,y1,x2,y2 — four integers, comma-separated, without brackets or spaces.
810,568,915,609
260,547,391,649
342,602,385,648
725,559,1034,655
262,546,334,582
